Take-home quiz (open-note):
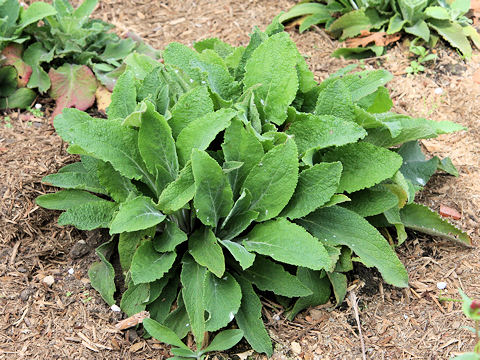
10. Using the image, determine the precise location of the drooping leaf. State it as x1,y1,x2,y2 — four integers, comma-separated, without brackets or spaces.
2,43,32,87
428,19,472,58
191,149,233,228
287,268,331,320
243,32,299,125
189,227,225,278
242,256,313,297
243,218,331,271
0,66,17,97
88,239,116,306
218,240,255,270
203,329,244,353
142,318,190,350
18,1,57,28
204,272,242,332
57,200,118,230
298,206,409,287
0,87,35,109
97,161,138,203
130,239,177,284
242,138,299,222
234,275,273,356
110,196,166,234
120,282,150,316
106,69,136,121
400,203,471,246
49,64,97,118
327,271,348,306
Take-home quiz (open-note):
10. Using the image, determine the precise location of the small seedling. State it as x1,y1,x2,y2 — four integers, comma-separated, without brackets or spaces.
3,115,12,128
406,39,438,75
66,291,73,297
27,105,44,118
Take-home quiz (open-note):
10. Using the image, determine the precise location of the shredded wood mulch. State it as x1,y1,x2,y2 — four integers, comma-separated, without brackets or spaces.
1,1,479,359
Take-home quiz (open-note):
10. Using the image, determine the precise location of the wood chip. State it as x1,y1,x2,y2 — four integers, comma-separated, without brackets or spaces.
115,311,150,330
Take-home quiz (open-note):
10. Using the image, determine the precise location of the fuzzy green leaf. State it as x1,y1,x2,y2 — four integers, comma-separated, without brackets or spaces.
189,228,225,278
242,256,313,297
243,32,299,125
219,240,255,270
176,108,236,166
242,138,299,222
281,162,343,219
191,150,233,227
234,275,273,356
204,272,242,332
342,185,399,217
181,255,207,346
110,196,166,234
130,239,176,284
154,221,188,252
120,282,150,316
219,189,259,241
157,162,195,214
244,218,331,271
143,318,190,350
107,69,136,120
88,240,116,306
204,329,244,352
297,206,409,287
322,142,403,193
58,200,118,230
400,203,471,246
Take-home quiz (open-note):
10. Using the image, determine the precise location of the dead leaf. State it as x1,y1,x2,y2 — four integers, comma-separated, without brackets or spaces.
473,68,480,84
115,311,150,331
345,31,401,48
236,350,254,360
95,86,112,114
439,205,461,220
129,342,144,353
48,64,97,119
285,15,308,30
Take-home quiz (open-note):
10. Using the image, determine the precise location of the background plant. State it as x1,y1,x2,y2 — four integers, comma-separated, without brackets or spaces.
406,38,438,74
0,0,159,114
36,19,470,357
280,0,480,59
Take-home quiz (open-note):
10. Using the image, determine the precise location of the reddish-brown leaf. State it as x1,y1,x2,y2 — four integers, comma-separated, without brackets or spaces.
345,31,401,48
48,64,97,119
1,43,32,87
439,205,462,220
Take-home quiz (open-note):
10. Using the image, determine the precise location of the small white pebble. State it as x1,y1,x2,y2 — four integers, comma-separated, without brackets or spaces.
34,103,42,109
434,87,443,95
68,268,74,275
403,314,408,320
272,314,280,321
437,282,447,290
111,304,121,312
43,275,55,287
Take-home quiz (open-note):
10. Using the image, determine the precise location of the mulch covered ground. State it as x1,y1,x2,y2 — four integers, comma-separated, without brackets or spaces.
1,1,479,359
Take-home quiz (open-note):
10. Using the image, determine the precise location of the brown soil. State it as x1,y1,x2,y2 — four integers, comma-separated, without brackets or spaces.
1,1,480,359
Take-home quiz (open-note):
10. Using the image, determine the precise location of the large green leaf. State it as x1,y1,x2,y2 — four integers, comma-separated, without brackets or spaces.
191,149,233,227
154,221,188,252
428,19,472,58
157,162,195,213
400,203,471,246
120,282,150,316
169,86,214,138
57,201,118,231
118,229,153,272
243,32,299,125
130,239,176,284
189,228,225,278
88,240,116,306
243,218,331,271
97,161,137,203
242,256,313,297
143,318,190,350
396,141,438,188
322,142,403,193
176,108,236,166
36,189,103,210
54,109,155,189
315,79,354,120
203,329,244,353
107,69,136,121
0,66,19,97
110,196,166,234
204,272,242,331
138,101,178,189
281,162,343,219
242,138,299,222
222,119,264,196
181,255,207,346
18,1,57,28
342,185,400,217
286,113,366,155
297,206,409,287
234,275,273,356
218,239,255,270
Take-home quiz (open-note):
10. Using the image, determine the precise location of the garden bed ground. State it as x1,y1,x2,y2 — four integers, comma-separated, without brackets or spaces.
1,0,480,359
